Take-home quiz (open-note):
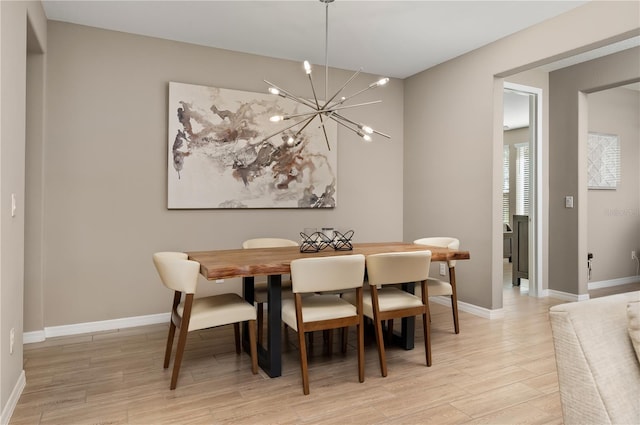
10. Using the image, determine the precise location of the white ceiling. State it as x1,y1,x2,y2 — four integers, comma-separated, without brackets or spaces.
42,0,589,79
42,0,639,129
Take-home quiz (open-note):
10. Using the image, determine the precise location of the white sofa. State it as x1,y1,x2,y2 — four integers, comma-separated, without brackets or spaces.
549,291,640,425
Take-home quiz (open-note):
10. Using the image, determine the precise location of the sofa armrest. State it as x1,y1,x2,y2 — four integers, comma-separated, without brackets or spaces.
549,291,640,425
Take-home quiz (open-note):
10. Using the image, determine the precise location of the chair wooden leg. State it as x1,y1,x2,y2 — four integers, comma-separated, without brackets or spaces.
297,328,310,395
233,322,241,354
248,320,258,374
422,311,432,367
449,266,460,334
386,319,394,342
451,295,460,334
170,325,189,390
357,322,365,383
164,320,176,369
164,292,181,369
257,302,264,345
373,317,388,377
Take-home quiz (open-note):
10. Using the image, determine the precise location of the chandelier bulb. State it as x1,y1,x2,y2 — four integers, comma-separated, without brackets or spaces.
360,125,374,134
304,60,312,75
370,77,390,88
270,115,284,122
357,130,373,142
286,136,295,146
268,87,280,95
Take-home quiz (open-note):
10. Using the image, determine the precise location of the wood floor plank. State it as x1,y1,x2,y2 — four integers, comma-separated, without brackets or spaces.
11,276,632,425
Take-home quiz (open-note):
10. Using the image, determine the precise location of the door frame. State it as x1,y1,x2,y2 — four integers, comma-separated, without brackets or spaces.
504,82,543,297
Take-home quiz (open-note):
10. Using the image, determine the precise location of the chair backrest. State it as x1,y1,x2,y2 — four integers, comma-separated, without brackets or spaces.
153,252,200,294
242,238,299,249
366,251,432,287
413,237,460,267
290,254,365,294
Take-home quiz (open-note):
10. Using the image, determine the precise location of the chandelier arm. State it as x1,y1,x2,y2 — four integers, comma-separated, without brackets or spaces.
320,121,331,150
330,83,382,108
321,68,362,109
281,110,324,120
264,80,317,110
370,128,391,139
331,113,391,139
305,73,331,150
260,115,317,143
317,99,381,126
322,100,382,113
327,114,366,138
307,74,322,110
293,114,319,137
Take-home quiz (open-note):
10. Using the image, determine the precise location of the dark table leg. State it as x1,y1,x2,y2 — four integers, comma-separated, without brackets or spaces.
391,282,415,350
242,276,254,358
243,274,282,377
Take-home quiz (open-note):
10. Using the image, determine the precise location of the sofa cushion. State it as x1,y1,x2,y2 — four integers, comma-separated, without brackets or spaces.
628,300,640,362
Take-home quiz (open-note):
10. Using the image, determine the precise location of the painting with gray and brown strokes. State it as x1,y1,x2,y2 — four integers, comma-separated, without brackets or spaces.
167,82,337,209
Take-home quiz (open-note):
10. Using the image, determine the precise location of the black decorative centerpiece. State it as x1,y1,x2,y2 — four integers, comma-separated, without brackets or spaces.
300,228,354,253
331,229,354,251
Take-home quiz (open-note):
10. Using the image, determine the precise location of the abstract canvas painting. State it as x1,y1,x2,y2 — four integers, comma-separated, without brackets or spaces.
167,82,337,208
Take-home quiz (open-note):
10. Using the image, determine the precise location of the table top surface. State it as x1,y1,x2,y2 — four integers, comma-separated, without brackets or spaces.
187,242,470,280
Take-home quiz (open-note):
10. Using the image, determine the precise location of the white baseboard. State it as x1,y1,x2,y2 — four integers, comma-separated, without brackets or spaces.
547,290,590,302
1,370,25,425
429,295,504,320
23,312,170,344
23,330,45,344
588,275,640,290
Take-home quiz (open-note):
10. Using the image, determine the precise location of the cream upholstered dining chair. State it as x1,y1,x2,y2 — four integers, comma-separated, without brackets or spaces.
345,250,433,377
413,237,461,334
242,238,299,344
282,254,366,395
153,252,258,390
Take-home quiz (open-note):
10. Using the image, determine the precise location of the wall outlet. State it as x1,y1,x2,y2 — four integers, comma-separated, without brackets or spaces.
439,263,447,276
215,279,225,283
9,328,15,355
633,251,637,260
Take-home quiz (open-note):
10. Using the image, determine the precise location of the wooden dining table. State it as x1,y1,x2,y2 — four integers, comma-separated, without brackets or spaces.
188,242,470,377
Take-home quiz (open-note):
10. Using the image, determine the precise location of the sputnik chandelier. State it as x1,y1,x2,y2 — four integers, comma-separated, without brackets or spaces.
262,0,390,150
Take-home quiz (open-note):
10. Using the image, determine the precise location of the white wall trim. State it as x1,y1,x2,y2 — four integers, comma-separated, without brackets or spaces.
547,289,590,302
1,370,25,425
23,330,45,344
429,295,504,320
588,275,640,290
23,312,169,343
22,296,510,346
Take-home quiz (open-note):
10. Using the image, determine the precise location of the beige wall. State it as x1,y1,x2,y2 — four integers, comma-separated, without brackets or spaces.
1,0,46,415
587,86,640,282
404,1,639,309
37,22,404,328
549,46,640,296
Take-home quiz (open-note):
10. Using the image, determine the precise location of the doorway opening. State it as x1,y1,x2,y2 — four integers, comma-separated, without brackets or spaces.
503,82,543,298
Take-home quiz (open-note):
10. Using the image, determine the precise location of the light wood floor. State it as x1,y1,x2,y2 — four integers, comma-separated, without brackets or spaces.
11,272,633,425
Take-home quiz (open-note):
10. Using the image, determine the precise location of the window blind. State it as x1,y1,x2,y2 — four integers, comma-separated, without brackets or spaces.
516,143,530,216
503,145,510,224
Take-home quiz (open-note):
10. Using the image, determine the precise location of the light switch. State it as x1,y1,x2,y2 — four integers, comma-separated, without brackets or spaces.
11,193,16,217
565,196,574,208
